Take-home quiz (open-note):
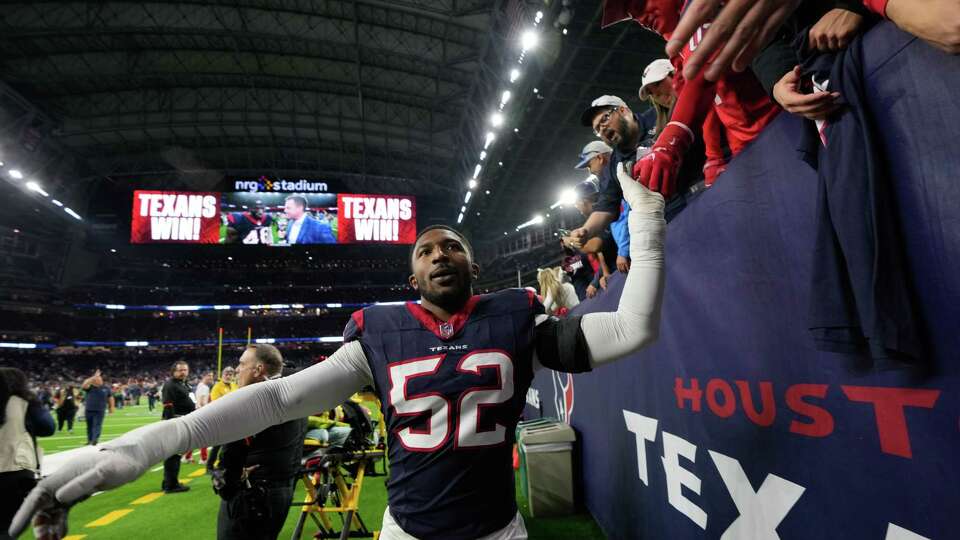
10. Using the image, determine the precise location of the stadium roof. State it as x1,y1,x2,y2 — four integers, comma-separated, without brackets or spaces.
0,1,664,234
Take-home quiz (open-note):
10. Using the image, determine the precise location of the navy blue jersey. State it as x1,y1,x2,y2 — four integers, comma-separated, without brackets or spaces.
227,212,273,244
344,289,542,539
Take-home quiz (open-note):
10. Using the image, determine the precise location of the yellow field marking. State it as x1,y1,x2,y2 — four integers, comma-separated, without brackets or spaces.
63,535,87,540
188,468,207,477
180,477,193,484
85,509,133,527
131,492,164,505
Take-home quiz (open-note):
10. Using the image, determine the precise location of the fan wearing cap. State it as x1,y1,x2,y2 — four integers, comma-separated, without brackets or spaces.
571,95,649,254
575,141,633,275
602,0,781,197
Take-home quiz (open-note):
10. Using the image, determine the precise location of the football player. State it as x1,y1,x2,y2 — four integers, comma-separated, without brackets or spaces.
224,202,274,245
11,165,666,540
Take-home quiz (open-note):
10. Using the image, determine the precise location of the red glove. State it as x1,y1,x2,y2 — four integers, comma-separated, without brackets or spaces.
632,121,694,198
703,158,728,186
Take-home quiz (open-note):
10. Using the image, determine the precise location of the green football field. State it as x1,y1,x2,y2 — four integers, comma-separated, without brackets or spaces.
24,405,605,539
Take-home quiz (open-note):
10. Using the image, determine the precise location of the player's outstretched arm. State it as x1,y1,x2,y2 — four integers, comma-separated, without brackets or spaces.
9,340,372,537
581,163,666,367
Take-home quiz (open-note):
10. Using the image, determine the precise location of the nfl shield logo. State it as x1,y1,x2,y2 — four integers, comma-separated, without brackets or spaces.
439,322,454,339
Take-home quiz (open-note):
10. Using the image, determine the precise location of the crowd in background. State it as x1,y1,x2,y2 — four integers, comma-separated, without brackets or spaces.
521,0,960,319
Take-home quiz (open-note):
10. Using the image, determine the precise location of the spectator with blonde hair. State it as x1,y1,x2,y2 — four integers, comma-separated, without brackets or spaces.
538,267,580,317
638,58,678,138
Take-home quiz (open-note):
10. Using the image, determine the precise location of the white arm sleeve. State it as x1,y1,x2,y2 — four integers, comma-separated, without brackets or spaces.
108,340,372,465
581,163,666,367
16,340,372,513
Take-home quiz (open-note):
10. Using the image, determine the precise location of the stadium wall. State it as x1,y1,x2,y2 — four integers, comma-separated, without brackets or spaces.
525,23,960,540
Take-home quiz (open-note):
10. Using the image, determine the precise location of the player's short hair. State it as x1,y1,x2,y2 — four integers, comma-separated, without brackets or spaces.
170,361,188,374
285,195,308,210
245,344,284,377
409,225,474,269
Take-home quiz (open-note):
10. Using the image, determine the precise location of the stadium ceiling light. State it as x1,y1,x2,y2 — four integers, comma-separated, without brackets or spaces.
485,190,490,195
468,179,477,189
457,212,464,224
560,188,578,206
465,191,472,203
9,169,23,179
479,150,487,160
484,132,496,149
25,181,48,197
562,28,568,35
0,160,4,167
461,205,467,212
500,90,512,105
51,199,63,207
521,29,539,51
516,215,544,230
514,128,519,133
533,88,539,94
110,248,116,253
509,69,521,83
535,11,543,22
490,112,504,127
0,342,37,349
63,207,82,220
473,164,482,179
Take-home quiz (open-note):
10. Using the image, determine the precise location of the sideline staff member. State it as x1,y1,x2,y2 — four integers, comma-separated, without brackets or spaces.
215,345,307,540
161,361,194,493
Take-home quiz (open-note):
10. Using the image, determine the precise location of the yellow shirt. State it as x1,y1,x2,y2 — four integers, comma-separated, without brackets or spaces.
210,380,238,401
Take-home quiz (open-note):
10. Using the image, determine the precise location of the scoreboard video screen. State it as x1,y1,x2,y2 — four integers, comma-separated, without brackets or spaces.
131,190,416,246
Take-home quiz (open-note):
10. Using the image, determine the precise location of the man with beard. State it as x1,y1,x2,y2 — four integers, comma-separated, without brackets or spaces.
12,169,667,540
570,94,704,253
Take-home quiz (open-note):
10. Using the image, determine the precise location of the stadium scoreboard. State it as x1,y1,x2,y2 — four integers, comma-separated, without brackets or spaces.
131,190,417,246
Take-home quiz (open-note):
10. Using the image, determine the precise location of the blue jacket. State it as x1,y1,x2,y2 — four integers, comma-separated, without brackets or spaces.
610,200,631,259
291,216,336,244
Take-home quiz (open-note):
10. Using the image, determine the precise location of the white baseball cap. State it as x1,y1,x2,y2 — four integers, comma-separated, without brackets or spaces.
580,95,627,127
638,59,675,99
575,140,613,169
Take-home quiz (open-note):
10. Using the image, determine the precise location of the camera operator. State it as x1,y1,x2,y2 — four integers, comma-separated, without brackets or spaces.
213,345,307,540
160,361,194,493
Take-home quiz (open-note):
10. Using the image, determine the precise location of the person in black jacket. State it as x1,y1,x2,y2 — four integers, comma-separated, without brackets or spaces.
214,344,307,540
0,368,55,539
161,361,194,493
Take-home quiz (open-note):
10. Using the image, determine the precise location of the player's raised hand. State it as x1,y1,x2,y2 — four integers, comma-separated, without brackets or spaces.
616,162,664,219
9,446,148,537
629,121,693,201
666,0,801,81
